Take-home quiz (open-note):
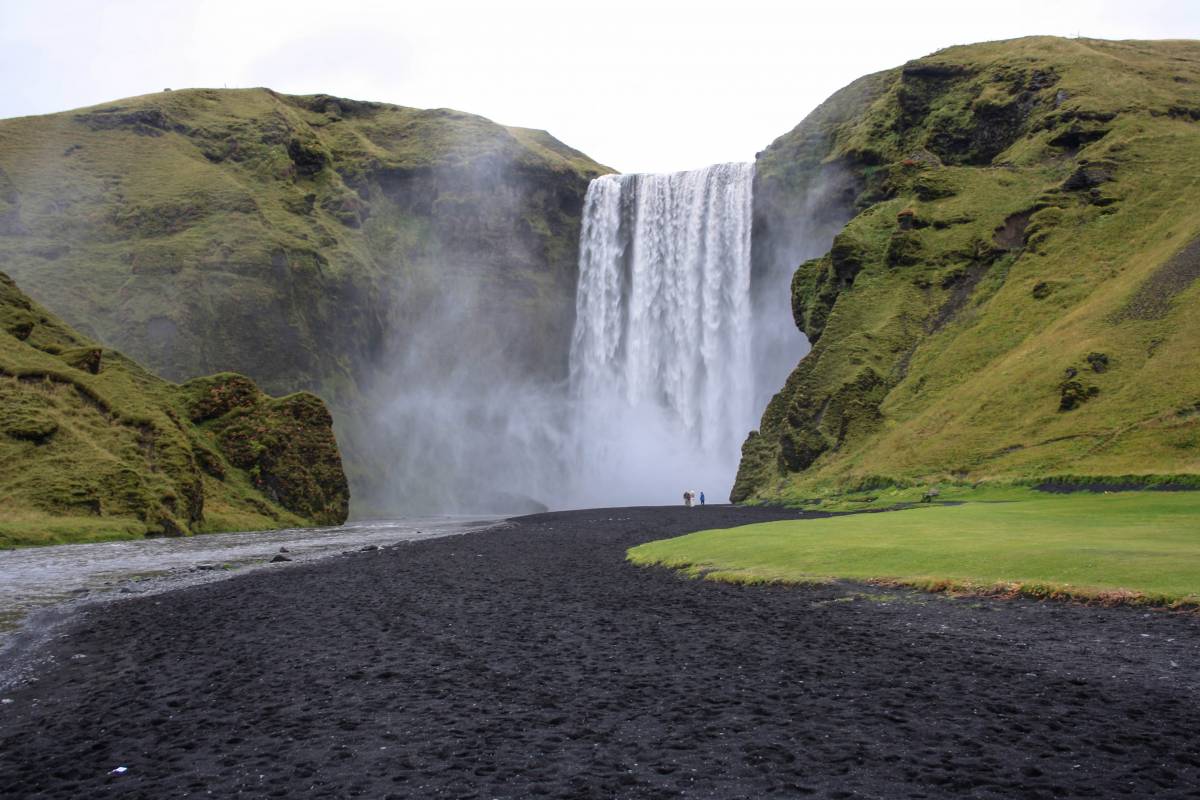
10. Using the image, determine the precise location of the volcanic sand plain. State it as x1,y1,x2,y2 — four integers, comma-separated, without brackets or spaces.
0,503,1198,798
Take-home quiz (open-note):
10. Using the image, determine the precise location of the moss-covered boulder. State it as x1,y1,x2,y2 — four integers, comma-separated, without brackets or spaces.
183,375,348,525
737,36,1200,503
0,272,349,547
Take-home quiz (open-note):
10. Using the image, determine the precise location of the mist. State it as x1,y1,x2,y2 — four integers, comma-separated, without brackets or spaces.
350,146,582,516
365,274,570,514
352,153,864,514
750,162,861,417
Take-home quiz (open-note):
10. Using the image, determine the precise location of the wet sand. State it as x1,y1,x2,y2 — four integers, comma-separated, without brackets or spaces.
1,505,1198,798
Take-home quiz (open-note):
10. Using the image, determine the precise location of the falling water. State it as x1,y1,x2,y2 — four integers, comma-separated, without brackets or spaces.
567,163,757,506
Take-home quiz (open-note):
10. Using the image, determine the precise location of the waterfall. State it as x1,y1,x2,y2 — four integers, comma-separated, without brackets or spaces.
567,163,758,506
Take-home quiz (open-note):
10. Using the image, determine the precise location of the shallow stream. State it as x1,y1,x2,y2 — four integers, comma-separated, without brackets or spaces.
0,517,497,645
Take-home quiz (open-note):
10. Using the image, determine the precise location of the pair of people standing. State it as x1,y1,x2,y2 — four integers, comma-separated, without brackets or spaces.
682,490,705,507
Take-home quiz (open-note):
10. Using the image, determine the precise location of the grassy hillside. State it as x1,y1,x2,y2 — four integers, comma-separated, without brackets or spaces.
0,89,611,509
736,37,1200,503
0,271,348,547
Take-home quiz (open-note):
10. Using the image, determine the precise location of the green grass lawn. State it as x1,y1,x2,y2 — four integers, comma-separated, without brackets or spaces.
0,514,150,549
629,492,1200,606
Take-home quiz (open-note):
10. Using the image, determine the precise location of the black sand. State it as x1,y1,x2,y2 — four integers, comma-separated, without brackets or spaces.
1,505,1199,799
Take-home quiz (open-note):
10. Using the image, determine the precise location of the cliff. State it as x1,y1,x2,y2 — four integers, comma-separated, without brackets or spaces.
0,89,610,510
735,37,1200,502
0,271,348,547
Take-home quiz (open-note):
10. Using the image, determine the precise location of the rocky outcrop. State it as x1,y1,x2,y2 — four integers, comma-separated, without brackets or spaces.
0,272,348,546
183,374,349,525
736,37,1200,502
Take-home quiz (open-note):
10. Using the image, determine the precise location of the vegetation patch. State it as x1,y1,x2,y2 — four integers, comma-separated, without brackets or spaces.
0,272,349,548
631,491,1200,608
738,37,1200,504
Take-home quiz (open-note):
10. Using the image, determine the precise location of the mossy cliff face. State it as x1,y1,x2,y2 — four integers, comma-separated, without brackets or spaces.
0,272,348,547
735,37,1200,503
0,90,610,508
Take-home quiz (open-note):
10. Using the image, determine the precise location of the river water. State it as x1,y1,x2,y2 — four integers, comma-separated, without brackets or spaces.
0,517,497,644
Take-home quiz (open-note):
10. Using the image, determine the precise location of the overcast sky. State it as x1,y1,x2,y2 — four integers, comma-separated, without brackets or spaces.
2,0,1198,173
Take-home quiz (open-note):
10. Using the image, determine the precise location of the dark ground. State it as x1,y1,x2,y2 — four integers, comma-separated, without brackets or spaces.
1,505,1199,799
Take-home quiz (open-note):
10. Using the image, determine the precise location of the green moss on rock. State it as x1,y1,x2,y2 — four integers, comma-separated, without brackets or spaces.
0,271,349,547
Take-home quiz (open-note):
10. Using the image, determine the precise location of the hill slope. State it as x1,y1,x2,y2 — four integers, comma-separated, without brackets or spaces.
735,36,1200,503
0,89,610,510
0,271,348,547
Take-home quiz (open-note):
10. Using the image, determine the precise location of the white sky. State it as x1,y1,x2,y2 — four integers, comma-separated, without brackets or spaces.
2,0,1198,173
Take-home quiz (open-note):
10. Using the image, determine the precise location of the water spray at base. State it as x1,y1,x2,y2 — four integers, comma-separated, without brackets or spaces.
370,161,810,512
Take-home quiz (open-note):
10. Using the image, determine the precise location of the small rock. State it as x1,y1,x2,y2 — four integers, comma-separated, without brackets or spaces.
1,698,13,704
196,563,215,571
361,545,379,552
270,554,292,563
1086,352,1109,373
279,547,289,553
1063,164,1113,191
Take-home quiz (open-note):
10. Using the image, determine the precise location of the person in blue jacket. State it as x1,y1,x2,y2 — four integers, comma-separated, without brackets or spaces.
699,491,705,506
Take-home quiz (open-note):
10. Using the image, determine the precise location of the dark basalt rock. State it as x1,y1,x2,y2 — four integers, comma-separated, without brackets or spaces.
994,210,1032,251
1059,380,1100,411
1048,123,1110,150
201,389,349,526
59,347,103,375
187,374,261,422
886,230,922,267
74,107,178,136
1166,105,1200,121
287,137,329,177
1063,165,1114,191
5,315,34,341
901,62,971,80
281,92,386,119
778,425,829,473
1112,236,1200,321
192,445,227,480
